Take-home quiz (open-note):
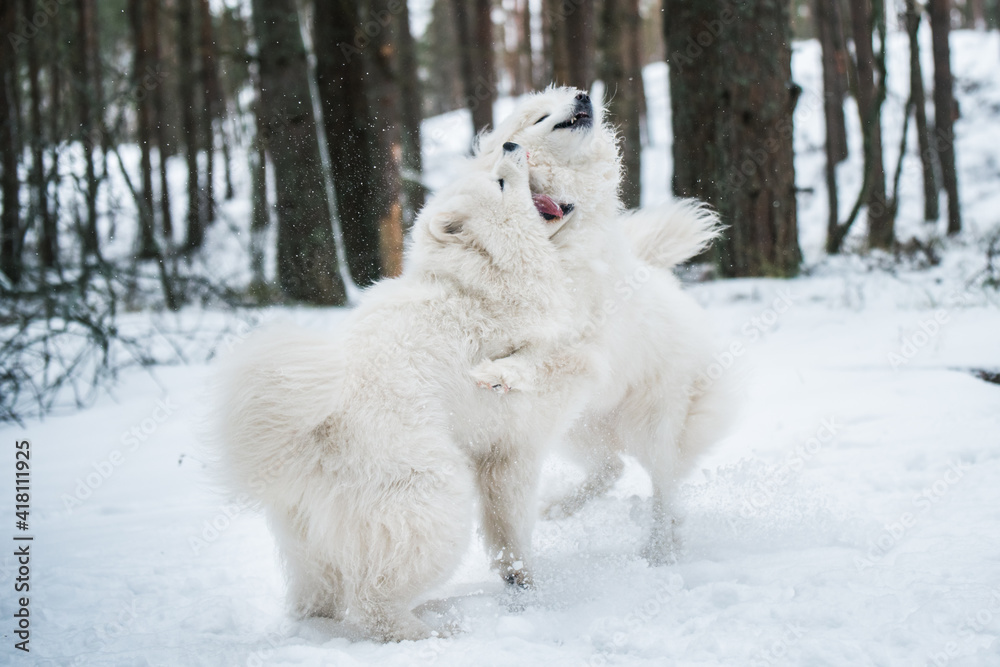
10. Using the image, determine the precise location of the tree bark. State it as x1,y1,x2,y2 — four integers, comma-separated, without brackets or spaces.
600,0,642,208
564,0,595,91
1,0,22,282
149,0,173,241
314,0,383,286
397,0,425,221
814,0,848,164
251,0,346,304
367,0,405,277
75,0,101,258
23,0,56,269
451,0,495,134
665,0,800,275
178,0,202,249
929,0,962,234
848,0,893,249
198,0,218,225
546,0,571,85
131,0,159,259
904,0,939,222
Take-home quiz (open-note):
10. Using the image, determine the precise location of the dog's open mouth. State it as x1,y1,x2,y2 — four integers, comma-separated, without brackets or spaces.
552,111,592,130
532,194,575,222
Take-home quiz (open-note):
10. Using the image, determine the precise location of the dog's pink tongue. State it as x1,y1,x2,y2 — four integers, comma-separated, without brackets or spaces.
532,194,563,219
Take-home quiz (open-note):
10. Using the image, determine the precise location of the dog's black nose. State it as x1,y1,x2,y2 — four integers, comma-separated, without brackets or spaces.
575,92,589,103
573,92,592,116
502,142,520,153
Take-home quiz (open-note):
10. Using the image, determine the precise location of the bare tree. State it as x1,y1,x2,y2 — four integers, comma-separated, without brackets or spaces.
149,0,173,242
23,0,56,270
564,0,595,90
904,0,939,222
198,0,221,226
178,0,203,250
131,0,159,259
1,0,22,282
251,0,346,304
815,0,848,247
929,0,962,234
75,0,101,258
850,0,893,249
451,0,495,134
397,0,426,219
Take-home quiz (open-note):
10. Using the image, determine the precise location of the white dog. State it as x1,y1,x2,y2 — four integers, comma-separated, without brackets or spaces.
213,145,595,642
472,88,735,563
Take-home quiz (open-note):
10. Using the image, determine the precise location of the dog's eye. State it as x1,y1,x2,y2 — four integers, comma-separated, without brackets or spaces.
498,178,504,191
533,114,549,125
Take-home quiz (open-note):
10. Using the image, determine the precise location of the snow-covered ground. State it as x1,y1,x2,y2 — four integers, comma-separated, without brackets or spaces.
3,29,1000,666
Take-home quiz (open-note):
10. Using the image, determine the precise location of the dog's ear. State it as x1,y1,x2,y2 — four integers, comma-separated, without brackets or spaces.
427,211,466,243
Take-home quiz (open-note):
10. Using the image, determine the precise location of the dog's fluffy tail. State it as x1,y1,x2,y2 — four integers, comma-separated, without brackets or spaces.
211,325,344,506
619,199,722,270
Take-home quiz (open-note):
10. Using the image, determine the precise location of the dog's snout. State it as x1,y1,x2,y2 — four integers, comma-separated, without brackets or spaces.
575,92,589,103
502,142,520,153
573,93,592,115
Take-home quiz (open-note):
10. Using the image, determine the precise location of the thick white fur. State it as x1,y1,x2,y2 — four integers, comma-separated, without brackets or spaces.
213,147,594,641
473,88,736,562
619,199,723,271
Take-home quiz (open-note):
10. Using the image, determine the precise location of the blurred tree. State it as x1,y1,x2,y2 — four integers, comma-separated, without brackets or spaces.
314,0,383,286
600,0,643,208
23,0,56,269
251,0,346,304
75,0,102,258
848,0,893,249
130,0,159,259
397,0,426,220
198,0,220,225
904,0,939,222
1,0,22,283
929,0,962,234
149,0,173,241
565,0,595,90
451,0,496,134
815,0,849,249
178,0,203,250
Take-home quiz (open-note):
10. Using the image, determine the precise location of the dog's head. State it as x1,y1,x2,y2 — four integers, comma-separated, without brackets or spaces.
408,143,568,283
474,87,622,232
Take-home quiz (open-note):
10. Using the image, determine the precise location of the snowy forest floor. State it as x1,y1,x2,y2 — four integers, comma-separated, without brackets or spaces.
3,30,1000,667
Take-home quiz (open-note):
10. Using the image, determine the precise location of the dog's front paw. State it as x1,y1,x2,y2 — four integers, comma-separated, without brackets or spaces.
470,359,528,394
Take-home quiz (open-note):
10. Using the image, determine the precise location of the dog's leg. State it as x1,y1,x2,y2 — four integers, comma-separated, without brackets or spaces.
543,414,624,519
475,444,542,588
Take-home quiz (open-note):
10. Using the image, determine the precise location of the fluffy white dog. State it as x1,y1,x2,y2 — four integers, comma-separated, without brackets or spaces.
213,145,594,642
472,88,735,563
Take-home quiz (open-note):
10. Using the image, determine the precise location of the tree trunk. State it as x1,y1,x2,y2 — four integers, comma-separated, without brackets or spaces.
664,0,723,207
451,0,495,134
564,0,595,91
131,0,159,259
198,0,218,225
314,0,383,286
600,0,642,208
0,0,22,283
546,0,571,85
251,0,346,304
367,0,405,277
665,0,800,275
814,0,848,164
397,0,426,222
75,0,101,258
904,0,939,222
848,0,893,249
929,0,962,235
250,88,269,291
24,0,56,269
715,0,801,276
178,0,202,249
520,0,535,90
149,0,173,241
